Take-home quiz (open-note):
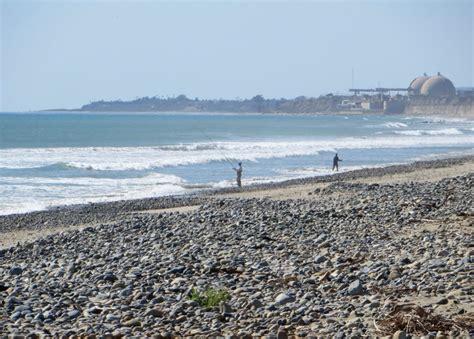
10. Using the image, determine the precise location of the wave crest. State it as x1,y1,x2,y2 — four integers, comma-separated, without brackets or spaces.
0,133,473,171
395,128,463,136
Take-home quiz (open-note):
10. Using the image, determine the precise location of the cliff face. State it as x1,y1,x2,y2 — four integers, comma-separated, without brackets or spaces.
404,96,474,117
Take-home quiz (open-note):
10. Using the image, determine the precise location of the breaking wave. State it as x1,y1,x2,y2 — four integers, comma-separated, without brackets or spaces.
0,172,188,215
1,134,473,171
394,128,463,136
382,122,408,128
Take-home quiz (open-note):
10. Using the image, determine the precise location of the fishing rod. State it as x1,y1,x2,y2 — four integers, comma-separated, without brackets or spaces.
194,126,236,168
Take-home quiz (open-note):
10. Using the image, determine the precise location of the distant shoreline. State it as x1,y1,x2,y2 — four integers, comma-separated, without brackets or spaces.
3,110,472,119
29,93,472,117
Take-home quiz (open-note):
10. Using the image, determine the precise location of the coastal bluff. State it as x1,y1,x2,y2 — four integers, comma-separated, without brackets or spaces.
77,94,474,117
405,96,474,117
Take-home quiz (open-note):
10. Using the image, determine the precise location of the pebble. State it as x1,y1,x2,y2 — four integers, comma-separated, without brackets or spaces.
274,294,295,305
9,266,23,275
347,280,365,296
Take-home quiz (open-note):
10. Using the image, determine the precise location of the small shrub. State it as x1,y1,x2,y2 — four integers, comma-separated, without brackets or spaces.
189,287,230,308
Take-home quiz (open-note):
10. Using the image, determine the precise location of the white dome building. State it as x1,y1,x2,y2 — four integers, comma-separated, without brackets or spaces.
409,73,456,97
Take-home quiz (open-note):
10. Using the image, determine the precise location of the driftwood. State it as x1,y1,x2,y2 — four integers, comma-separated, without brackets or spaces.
374,303,473,335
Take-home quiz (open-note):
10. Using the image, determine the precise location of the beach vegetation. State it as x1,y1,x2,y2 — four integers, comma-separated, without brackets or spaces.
189,287,230,308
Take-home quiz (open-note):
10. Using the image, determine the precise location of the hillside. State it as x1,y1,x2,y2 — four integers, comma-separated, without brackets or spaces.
80,95,344,113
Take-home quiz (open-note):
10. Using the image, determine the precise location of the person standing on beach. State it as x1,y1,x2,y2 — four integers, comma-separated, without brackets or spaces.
332,153,342,171
233,162,243,187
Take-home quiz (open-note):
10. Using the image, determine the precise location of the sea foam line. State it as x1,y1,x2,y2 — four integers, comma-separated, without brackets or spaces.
0,134,473,170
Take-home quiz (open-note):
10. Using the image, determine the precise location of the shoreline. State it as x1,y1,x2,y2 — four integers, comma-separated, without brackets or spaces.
1,155,473,249
3,110,474,119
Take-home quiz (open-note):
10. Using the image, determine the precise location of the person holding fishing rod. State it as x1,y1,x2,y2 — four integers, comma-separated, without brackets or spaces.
195,125,243,187
233,162,243,188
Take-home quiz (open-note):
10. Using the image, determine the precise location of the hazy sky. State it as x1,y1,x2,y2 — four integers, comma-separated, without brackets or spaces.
1,0,472,111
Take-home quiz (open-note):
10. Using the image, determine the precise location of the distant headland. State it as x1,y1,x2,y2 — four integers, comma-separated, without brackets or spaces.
56,73,473,116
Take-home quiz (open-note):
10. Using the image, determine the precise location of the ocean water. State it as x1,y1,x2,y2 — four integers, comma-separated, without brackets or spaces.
1,112,473,215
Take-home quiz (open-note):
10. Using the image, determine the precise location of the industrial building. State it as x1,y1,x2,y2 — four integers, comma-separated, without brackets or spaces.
343,73,468,114
408,72,456,97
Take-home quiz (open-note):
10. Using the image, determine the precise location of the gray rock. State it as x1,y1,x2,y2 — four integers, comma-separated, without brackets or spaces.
67,309,81,319
314,255,328,264
34,313,44,321
106,314,120,322
13,304,32,313
119,287,133,297
122,318,141,327
219,301,233,314
9,266,23,275
275,293,295,305
428,259,446,268
347,280,365,296
393,330,407,339
437,250,449,257
144,308,164,317
10,311,22,320
277,329,288,339
250,299,264,309
436,298,449,305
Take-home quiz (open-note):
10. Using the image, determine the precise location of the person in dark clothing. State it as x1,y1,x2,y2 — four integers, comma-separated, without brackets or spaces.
332,153,342,171
233,162,242,187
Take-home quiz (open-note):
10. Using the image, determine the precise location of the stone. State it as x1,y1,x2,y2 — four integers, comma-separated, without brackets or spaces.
428,259,446,268
275,293,295,305
122,318,141,327
314,255,328,264
250,299,264,309
436,298,449,305
102,272,118,282
9,266,23,275
347,280,365,296
219,301,233,314
13,305,32,313
388,267,401,280
277,330,288,339
437,250,449,257
68,309,81,319
145,308,164,317
34,313,45,321
106,314,120,322
119,287,133,297
10,311,22,320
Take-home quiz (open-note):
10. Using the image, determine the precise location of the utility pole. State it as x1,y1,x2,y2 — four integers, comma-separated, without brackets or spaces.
352,68,355,98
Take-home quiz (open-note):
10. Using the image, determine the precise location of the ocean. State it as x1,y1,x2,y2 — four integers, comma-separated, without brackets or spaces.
1,112,473,215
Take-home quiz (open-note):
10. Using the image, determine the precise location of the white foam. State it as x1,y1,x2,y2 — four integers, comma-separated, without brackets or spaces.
1,133,473,171
395,128,463,136
0,173,188,215
382,122,408,128
407,149,474,162
276,165,368,177
418,116,470,124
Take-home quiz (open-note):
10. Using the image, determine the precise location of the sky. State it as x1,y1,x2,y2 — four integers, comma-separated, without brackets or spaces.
1,0,472,111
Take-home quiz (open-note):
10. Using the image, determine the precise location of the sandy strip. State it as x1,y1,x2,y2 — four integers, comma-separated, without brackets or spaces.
215,160,474,201
0,206,202,250
0,224,109,250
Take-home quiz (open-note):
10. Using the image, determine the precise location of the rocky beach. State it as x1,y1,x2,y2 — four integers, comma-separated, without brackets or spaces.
0,156,473,338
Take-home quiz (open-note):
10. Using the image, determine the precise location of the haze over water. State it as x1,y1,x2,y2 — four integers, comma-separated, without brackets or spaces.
1,112,473,215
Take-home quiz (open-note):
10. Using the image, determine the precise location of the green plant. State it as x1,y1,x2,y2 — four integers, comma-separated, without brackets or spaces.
189,287,230,308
